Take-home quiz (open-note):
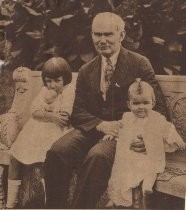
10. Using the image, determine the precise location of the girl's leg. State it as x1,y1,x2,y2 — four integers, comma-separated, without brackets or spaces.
142,173,157,209
0,165,5,208
133,185,142,209
6,155,24,208
142,173,157,194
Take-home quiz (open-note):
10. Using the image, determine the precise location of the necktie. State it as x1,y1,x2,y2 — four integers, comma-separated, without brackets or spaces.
105,58,114,91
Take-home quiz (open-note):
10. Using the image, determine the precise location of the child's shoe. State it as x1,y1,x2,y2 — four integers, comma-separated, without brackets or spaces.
116,205,133,209
105,200,116,209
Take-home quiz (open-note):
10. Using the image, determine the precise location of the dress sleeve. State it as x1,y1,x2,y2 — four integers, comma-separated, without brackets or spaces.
119,112,132,124
163,120,184,152
118,112,132,136
30,87,47,114
60,84,75,115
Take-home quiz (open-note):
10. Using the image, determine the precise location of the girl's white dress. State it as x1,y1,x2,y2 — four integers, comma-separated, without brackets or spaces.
11,84,75,164
108,110,184,207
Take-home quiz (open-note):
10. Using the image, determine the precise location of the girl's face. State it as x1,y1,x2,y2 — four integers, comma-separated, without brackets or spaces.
128,93,155,118
45,76,64,94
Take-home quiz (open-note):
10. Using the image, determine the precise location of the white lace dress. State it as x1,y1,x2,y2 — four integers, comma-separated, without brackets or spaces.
108,111,184,207
11,84,75,164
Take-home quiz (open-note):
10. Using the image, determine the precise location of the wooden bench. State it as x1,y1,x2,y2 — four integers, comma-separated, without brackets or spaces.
154,75,186,199
0,68,186,208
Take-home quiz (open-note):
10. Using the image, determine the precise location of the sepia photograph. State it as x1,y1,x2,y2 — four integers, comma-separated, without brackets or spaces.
0,0,186,209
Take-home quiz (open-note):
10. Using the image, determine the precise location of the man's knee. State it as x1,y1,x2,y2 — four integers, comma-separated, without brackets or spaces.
50,133,72,153
48,129,81,155
45,133,73,166
87,147,107,162
85,141,116,166
46,129,89,166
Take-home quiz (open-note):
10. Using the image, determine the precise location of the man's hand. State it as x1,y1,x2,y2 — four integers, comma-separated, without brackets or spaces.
102,134,115,141
130,135,146,153
96,121,122,137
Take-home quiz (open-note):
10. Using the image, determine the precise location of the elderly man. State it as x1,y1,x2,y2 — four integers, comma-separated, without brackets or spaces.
45,12,167,209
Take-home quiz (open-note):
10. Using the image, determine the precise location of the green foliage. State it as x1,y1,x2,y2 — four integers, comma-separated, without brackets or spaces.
0,0,185,74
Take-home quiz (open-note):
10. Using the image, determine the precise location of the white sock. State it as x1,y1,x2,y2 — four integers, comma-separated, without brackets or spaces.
6,179,21,209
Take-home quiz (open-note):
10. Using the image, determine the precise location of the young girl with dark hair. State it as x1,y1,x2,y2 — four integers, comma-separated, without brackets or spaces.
6,57,75,208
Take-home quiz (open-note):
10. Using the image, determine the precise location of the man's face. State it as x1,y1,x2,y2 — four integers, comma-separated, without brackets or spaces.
92,20,124,57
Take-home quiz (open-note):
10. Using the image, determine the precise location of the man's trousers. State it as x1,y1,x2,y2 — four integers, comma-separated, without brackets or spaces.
44,129,116,209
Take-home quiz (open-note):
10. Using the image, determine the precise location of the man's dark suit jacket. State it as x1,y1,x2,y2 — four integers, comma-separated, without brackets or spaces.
71,47,168,133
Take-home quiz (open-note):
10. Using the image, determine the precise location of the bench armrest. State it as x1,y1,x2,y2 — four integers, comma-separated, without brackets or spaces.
0,67,32,165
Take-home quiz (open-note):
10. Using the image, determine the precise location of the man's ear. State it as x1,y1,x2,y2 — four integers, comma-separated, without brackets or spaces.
120,30,125,42
152,100,156,108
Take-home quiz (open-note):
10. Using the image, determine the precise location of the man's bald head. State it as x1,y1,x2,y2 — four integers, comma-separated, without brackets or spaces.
92,12,125,33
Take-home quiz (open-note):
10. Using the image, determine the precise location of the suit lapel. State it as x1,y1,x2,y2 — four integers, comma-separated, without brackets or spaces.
89,55,102,94
111,47,129,88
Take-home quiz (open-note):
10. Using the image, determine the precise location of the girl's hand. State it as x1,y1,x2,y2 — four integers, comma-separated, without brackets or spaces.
59,111,70,125
51,112,69,127
0,143,9,150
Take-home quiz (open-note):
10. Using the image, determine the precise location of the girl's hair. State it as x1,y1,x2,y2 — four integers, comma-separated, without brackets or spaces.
42,57,72,86
128,78,156,101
